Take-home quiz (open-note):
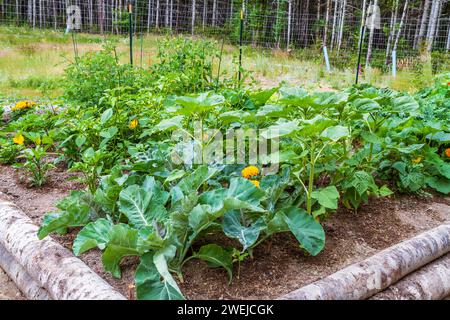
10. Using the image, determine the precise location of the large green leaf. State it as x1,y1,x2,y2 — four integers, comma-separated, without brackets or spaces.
118,183,168,229
321,125,349,142
297,115,334,137
100,108,113,124
260,120,299,139
188,204,217,233
135,252,184,300
282,207,325,256
352,98,381,113
102,224,139,278
73,218,114,256
248,87,278,107
37,204,91,240
260,168,290,212
278,87,312,107
311,186,340,210
255,104,286,118
177,165,218,194
199,177,266,213
154,116,184,132
192,244,233,282
426,176,450,194
171,93,225,115
392,95,419,115
343,171,376,196
222,211,266,251
137,226,170,252
219,110,253,124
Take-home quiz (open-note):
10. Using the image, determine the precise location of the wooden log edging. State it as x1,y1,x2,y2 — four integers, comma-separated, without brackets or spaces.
0,199,126,300
371,253,450,300
280,224,450,300
0,244,50,300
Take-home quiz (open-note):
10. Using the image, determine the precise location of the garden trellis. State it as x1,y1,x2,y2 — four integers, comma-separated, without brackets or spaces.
0,1,449,69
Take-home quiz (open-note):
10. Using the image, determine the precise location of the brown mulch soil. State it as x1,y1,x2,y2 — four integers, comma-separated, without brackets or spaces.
0,164,449,300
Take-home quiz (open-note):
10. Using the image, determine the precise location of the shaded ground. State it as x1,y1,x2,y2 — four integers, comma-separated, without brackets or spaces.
0,164,449,300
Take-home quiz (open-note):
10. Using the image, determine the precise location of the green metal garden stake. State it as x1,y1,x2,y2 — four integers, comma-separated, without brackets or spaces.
140,32,144,68
238,8,244,86
355,24,366,85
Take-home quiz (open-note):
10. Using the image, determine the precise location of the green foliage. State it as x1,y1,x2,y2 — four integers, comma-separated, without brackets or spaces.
13,134,55,187
2,36,449,301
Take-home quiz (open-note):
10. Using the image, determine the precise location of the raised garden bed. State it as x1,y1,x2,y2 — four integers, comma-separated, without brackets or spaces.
1,164,449,300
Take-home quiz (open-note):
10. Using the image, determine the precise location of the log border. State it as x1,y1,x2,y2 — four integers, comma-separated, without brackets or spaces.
0,198,126,300
279,224,450,300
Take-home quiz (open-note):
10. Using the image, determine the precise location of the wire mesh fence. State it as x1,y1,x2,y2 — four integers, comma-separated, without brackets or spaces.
0,1,449,72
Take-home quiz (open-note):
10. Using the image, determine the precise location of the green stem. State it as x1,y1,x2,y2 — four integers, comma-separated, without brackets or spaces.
368,143,374,162
307,143,315,215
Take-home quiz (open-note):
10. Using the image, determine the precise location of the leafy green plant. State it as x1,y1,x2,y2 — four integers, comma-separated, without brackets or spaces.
0,140,22,164
16,145,55,187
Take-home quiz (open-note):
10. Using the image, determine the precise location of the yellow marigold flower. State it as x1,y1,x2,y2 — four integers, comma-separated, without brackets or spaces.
129,119,139,129
250,180,260,188
241,165,259,179
13,134,24,145
412,156,422,164
12,100,36,111
445,148,450,158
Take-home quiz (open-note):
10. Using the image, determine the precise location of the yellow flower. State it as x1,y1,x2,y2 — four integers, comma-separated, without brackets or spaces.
250,180,260,188
241,165,259,179
129,119,139,129
12,100,36,111
412,156,422,164
13,134,24,145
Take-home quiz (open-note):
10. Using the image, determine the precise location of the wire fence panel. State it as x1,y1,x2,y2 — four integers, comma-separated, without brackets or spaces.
0,1,449,71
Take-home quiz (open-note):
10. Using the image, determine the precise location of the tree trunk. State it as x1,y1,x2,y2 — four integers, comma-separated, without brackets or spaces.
393,0,409,54
165,0,169,27
386,0,398,62
202,0,207,29
191,0,196,35
365,0,378,69
32,0,36,28
337,0,346,51
426,0,440,51
415,0,430,49
287,0,292,50
330,0,338,50
156,0,160,29
280,224,450,300
147,0,152,32
52,0,58,29
323,0,331,45
16,0,20,24
446,22,450,51
212,0,217,27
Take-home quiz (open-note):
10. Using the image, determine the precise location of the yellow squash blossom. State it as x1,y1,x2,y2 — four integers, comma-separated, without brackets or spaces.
129,119,139,129
446,148,450,158
241,165,259,179
250,180,260,188
13,134,24,145
412,156,422,164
